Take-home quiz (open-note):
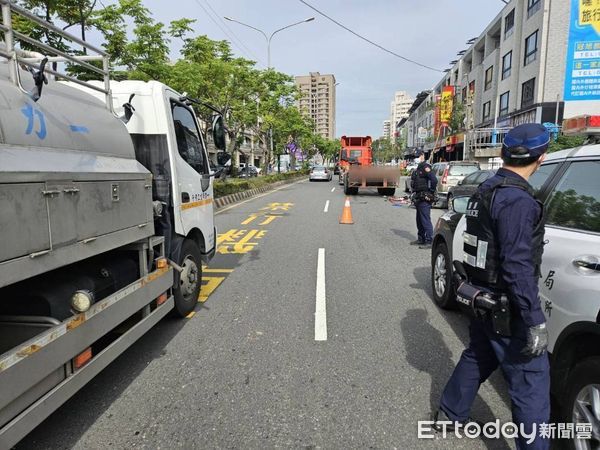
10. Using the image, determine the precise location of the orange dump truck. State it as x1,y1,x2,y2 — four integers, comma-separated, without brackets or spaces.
338,135,400,196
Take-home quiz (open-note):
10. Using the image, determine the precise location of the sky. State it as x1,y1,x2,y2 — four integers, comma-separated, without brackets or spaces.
140,0,505,137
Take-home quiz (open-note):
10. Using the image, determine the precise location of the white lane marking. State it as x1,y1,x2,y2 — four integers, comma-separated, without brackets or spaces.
315,248,327,341
331,187,335,192
216,178,307,215
323,200,330,213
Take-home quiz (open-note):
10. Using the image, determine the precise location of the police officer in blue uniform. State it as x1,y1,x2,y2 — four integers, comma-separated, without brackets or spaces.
433,123,551,449
410,150,437,249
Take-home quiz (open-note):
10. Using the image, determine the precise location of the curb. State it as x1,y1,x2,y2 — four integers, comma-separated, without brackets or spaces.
214,176,304,210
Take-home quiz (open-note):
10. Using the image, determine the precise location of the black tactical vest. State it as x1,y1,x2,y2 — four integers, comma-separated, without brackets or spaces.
411,162,432,192
463,176,545,290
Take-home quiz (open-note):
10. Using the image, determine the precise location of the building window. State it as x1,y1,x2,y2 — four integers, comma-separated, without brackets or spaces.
524,30,538,66
521,78,535,108
527,0,541,18
484,66,494,91
462,86,467,103
499,91,510,116
504,9,515,39
469,80,475,94
483,101,491,121
502,51,512,80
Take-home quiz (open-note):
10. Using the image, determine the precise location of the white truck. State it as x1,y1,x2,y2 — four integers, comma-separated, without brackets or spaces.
0,2,226,446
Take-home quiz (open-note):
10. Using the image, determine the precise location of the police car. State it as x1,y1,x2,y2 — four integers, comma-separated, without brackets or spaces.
430,115,600,445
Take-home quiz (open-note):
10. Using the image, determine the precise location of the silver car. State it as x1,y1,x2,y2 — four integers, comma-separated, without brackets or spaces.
309,166,332,182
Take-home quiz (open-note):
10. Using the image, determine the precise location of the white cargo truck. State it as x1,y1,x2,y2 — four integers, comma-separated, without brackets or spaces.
0,2,227,446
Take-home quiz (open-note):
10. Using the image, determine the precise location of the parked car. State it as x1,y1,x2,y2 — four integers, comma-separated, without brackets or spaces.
309,165,332,181
447,169,496,208
431,161,480,208
430,143,600,446
238,166,259,178
239,163,262,175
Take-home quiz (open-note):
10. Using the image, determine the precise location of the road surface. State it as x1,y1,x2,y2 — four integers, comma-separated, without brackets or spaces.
19,178,514,449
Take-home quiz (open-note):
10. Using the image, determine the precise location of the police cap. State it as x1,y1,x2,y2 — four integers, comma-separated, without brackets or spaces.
414,149,424,157
502,123,550,159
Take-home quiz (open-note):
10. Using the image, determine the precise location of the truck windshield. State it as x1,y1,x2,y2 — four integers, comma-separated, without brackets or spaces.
349,150,362,159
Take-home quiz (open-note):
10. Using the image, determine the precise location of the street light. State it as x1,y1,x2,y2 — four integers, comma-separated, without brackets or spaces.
224,16,315,68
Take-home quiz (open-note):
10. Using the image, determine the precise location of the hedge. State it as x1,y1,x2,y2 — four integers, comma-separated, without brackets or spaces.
214,170,308,198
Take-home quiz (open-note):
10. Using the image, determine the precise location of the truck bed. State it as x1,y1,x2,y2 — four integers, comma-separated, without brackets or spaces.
346,166,401,187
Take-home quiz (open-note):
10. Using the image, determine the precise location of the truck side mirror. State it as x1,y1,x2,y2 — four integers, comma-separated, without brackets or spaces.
212,115,226,150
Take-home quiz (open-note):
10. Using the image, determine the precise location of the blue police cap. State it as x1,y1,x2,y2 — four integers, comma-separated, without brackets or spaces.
502,123,550,159
414,149,424,157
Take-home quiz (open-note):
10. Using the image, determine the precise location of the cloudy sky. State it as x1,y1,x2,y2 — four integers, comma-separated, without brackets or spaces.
142,0,505,137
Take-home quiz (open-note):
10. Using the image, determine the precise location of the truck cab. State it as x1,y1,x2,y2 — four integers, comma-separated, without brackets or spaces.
71,80,227,316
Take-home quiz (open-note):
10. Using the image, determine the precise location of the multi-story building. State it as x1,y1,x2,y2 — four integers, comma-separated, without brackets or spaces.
295,72,337,139
382,120,391,139
390,91,414,129
402,0,600,167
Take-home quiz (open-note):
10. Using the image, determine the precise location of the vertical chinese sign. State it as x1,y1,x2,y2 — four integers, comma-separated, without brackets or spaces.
564,0,600,101
434,94,442,137
440,86,455,125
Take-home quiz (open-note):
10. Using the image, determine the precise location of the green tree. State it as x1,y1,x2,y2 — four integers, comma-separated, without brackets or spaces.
548,134,585,153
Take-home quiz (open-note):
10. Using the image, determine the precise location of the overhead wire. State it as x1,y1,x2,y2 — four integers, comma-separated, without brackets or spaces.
297,0,443,73
202,0,264,64
191,0,265,66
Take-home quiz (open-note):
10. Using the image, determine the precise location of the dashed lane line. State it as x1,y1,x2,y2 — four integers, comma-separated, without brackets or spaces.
331,187,335,192
324,200,330,213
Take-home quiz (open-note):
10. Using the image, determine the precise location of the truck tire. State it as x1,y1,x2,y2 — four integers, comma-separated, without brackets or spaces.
173,239,202,317
560,357,600,450
378,188,395,196
431,241,456,309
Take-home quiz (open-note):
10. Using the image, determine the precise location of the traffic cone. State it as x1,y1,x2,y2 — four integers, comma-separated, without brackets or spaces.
339,197,354,224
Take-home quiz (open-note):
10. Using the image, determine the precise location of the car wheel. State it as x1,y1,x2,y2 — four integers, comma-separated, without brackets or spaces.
431,241,456,309
172,239,202,317
561,358,600,450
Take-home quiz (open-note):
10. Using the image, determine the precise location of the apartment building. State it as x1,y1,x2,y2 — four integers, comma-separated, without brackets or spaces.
401,0,599,166
295,72,337,139
382,120,391,139
390,91,414,129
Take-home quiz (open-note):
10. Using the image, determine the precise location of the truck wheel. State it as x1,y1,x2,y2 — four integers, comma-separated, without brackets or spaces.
173,239,202,317
431,241,456,309
561,357,600,450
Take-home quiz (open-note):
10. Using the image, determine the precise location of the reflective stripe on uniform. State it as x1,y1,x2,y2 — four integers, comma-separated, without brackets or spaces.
463,232,478,247
464,253,477,267
476,240,488,269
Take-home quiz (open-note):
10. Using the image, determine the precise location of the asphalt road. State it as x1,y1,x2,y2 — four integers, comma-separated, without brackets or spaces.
19,178,515,449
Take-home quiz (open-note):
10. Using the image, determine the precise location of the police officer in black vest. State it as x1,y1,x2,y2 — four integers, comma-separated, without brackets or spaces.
433,123,550,449
410,149,437,249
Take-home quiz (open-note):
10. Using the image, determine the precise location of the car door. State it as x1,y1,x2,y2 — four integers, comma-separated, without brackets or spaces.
539,159,600,352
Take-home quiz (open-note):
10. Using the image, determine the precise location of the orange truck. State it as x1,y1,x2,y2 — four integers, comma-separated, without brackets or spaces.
338,135,400,196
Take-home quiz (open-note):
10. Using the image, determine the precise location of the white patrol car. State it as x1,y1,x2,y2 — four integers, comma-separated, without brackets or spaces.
434,115,600,445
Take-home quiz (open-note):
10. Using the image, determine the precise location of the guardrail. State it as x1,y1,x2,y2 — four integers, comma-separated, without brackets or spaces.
0,0,112,110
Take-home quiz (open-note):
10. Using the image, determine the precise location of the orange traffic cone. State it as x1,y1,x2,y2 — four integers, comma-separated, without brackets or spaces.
339,197,354,224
